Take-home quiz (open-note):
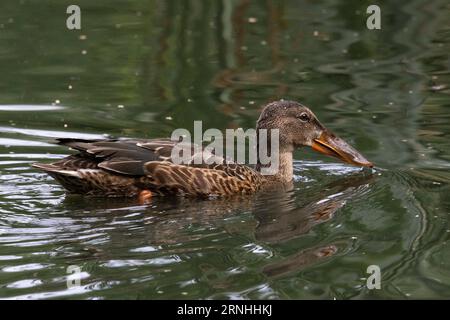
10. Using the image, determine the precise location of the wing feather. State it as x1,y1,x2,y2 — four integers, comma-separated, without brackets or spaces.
144,161,258,196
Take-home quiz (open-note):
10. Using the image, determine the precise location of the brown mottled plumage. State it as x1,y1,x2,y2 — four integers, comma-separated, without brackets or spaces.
33,100,372,198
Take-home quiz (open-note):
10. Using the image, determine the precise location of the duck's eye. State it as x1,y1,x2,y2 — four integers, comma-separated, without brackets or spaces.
298,113,310,122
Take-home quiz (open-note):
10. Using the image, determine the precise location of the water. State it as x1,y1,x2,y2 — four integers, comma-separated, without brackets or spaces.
0,0,449,299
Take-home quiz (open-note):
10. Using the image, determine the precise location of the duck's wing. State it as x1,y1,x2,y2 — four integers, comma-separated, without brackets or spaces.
33,138,262,196
48,138,178,176
32,138,170,195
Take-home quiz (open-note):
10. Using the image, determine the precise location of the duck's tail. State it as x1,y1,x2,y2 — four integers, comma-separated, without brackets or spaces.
33,162,97,194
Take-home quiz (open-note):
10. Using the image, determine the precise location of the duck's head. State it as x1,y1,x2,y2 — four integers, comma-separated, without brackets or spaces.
256,100,373,168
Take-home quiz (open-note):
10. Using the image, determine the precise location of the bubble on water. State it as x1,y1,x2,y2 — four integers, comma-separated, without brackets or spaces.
248,17,257,23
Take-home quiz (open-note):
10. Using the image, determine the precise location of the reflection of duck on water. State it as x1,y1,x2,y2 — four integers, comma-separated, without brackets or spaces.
60,172,374,277
254,173,375,244
33,100,372,199
256,174,374,278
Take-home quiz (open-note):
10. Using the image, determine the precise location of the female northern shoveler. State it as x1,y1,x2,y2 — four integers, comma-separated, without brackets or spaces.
33,100,372,200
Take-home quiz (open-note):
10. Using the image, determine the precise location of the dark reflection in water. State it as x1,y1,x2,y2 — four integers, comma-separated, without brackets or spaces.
257,174,374,278
0,0,449,299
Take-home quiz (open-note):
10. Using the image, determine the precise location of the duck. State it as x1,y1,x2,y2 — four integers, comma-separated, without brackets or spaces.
33,100,373,200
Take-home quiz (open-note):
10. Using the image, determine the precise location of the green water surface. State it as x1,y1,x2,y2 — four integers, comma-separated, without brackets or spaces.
0,0,449,299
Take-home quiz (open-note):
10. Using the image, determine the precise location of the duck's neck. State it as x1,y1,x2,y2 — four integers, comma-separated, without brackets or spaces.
256,146,294,183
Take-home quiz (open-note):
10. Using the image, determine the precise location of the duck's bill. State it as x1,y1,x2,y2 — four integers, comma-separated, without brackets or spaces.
312,131,373,168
